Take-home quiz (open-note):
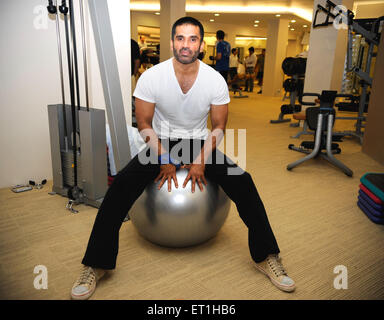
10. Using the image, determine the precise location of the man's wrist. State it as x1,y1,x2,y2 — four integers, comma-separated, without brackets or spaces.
158,153,181,169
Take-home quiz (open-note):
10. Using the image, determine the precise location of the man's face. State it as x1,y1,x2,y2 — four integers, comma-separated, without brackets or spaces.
171,24,203,64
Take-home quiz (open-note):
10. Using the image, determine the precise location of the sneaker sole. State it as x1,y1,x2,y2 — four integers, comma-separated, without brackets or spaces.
254,264,296,293
71,286,96,300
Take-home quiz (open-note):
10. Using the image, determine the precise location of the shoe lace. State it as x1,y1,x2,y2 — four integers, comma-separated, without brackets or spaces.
267,255,287,277
76,267,96,286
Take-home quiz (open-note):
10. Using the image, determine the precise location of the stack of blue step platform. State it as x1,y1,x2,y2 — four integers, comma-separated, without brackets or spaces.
357,173,384,224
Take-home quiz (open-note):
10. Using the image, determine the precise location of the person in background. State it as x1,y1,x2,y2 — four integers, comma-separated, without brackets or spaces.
131,39,141,129
131,39,141,80
198,40,207,60
256,48,265,94
138,35,147,49
209,30,231,82
244,47,257,92
229,48,239,82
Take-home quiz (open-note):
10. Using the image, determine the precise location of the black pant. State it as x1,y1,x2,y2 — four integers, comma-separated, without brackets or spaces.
229,67,237,80
82,139,280,269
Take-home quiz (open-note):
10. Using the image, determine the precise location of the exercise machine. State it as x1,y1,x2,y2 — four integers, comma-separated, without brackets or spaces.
47,0,132,212
287,90,353,177
313,0,384,144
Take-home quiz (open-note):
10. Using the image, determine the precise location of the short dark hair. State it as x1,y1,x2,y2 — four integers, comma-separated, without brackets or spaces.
171,16,204,43
231,48,237,54
216,30,225,40
249,47,255,53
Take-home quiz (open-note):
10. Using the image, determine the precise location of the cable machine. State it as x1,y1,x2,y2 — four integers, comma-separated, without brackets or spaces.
46,0,131,213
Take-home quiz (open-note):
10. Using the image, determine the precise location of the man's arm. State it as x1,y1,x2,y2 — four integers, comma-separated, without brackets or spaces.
135,98,179,191
135,98,164,155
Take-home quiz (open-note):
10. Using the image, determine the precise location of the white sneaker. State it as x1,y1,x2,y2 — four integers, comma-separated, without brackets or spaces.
71,266,106,300
255,254,295,292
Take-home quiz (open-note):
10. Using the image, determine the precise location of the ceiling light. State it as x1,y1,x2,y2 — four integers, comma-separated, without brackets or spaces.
254,20,259,23
214,13,220,16
129,4,313,22
155,12,160,15
290,28,295,31
291,20,296,23
236,37,267,40
303,25,308,28
254,24,259,27
275,14,281,17
210,19,214,22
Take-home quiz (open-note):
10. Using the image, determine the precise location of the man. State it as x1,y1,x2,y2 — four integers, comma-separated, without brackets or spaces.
131,39,141,78
70,16,295,300
256,48,265,94
229,48,239,82
131,39,141,94
244,47,257,92
209,30,231,82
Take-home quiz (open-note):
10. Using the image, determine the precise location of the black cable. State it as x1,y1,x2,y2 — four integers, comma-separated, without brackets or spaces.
68,0,81,111
59,0,78,188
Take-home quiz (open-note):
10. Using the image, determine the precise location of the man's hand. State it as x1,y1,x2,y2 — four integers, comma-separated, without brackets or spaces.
155,164,179,192
182,163,207,193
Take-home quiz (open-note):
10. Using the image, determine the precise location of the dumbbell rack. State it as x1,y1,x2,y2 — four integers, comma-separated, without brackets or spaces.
270,74,303,124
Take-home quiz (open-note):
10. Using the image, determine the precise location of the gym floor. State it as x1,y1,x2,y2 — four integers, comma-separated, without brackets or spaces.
1,88,384,300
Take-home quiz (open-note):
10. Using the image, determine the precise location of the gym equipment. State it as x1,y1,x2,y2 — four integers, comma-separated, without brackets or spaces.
357,173,384,224
313,0,384,144
290,112,314,139
357,200,384,224
29,179,47,189
358,190,384,211
282,57,307,76
271,58,306,124
358,195,383,216
130,169,231,248
79,0,89,110
11,185,33,193
47,0,132,212
361,173,384,201
360,183,383,205
287,91,353,177
47,0,69,151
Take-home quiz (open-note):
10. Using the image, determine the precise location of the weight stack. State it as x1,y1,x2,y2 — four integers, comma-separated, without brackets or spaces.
61,150,83,189
47,104,108,208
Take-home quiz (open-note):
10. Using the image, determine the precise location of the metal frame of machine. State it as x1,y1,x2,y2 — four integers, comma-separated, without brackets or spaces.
47,0,131,212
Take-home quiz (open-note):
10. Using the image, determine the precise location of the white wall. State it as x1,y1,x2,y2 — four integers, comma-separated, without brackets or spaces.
0,0,131,188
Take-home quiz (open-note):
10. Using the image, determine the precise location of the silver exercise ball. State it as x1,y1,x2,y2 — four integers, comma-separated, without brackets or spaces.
130,168,230,248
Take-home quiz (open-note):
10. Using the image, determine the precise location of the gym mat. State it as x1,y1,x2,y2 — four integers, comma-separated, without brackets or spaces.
359,190,384,211
359,184,383,205
357,200,384,225
358,195,384,218
360,173,384,201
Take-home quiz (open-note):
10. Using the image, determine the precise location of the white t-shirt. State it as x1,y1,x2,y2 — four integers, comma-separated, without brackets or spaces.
244,53,257,68
133,58,230,140
229,54,239,68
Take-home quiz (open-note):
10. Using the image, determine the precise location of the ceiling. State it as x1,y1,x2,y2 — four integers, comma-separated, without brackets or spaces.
131,0,384,38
